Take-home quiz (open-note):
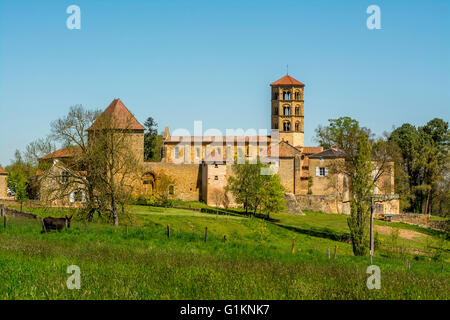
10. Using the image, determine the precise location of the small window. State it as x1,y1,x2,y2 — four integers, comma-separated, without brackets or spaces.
174,147,179,159
169,185,174,195
283,106,291,116
316,167,328,177
214,164,218,168
196,148,200,158
74,190,83,202
214,176,219,180
61,171,69,183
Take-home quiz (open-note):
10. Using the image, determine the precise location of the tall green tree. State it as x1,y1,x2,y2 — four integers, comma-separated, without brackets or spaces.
260,174,286,219
144,117,163,162
347,134,374,256
389,118,449,214
226,160,285,216
314,117,394,198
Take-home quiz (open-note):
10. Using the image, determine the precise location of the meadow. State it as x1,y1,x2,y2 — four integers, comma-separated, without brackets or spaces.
0,203,448,300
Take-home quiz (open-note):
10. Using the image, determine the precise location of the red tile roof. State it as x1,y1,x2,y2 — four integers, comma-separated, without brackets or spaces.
0,168,7,175
309,147,345,159
88,98,145,131
39,147,81,160
302,146,323,154
267,141,302,158
270,75,305,87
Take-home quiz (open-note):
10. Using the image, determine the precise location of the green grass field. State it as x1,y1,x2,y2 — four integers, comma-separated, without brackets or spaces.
0,203,448,299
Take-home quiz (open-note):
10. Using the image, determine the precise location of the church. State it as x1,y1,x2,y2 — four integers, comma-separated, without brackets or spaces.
37,74,399,215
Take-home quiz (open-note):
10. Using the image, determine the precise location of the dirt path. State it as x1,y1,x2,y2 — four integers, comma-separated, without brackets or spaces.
375,225,429,241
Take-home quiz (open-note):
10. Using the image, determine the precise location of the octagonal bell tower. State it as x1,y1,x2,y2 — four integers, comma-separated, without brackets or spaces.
270,75,305,148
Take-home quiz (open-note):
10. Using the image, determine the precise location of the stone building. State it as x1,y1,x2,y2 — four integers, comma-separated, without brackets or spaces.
36,74,399,214
0,167,7,200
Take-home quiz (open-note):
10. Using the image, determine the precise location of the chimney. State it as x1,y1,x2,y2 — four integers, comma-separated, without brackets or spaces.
163,126,170,140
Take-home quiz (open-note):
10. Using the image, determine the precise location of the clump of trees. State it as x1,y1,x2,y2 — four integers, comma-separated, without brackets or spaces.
225,159,286,218
315,116,449,256
5,138,56,201
389,118,449,215
316,117,380,256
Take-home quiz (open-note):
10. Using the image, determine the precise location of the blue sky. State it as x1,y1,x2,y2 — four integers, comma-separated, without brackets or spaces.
0,0,449,166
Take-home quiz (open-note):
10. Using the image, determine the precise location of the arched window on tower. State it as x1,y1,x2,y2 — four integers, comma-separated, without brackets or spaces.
295,121,300,132
273,92,279,100
283,91,291,100
283,106,291,116
295,92,300,100
283,121,291,132
274,107,278,115
295,106,300,116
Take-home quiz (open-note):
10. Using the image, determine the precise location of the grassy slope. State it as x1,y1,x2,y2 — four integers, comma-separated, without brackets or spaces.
0,205,448,299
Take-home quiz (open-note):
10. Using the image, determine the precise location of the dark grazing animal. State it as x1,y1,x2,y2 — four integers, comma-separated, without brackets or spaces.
41,215,73,233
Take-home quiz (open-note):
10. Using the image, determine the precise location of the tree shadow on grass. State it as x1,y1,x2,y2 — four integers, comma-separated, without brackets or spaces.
276,223,351,243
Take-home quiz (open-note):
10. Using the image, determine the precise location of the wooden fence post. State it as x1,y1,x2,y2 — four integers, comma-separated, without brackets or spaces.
406,259,410,271
84,220,87,233
4,215,7,230
334,245,338,260
204,227,208,242
0,204,4,217
167,225,170,239
291,238,295,254
328,247,330,260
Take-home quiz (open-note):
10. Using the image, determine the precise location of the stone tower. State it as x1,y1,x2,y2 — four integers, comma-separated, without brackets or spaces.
87,98,145,164
270,75,305,148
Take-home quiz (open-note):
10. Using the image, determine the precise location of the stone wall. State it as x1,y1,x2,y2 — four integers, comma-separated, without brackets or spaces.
0,174,7,200
295,194,344,214
278,158,295,194
0,206,37,219
294,194,399,215
143,162,202,201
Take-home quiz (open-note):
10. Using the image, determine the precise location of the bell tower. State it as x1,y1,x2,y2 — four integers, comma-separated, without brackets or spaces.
270,75,305,148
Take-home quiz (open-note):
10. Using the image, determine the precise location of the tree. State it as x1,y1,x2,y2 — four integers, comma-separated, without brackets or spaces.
314,117,394,202
49,105,101,220
226,159,285,216
15,177,28,212
144,117,163,162
389,118,449,214
260,174,286,219
315,117,374,159
88,114,143,226
225,160,265,215
347,134,374,256
8,171,28,211
24,137,55,168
